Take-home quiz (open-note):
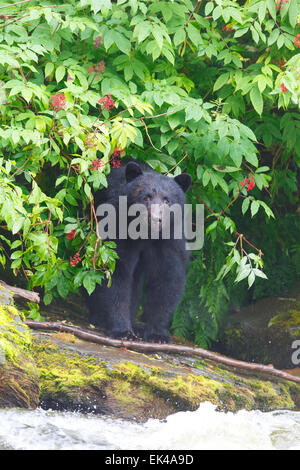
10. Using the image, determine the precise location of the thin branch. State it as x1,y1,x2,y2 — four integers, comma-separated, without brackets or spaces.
0,0,32,10
141,118,161,153
24,320,300,385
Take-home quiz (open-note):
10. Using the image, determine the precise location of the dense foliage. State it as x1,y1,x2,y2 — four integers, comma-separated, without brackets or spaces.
0,0,299,345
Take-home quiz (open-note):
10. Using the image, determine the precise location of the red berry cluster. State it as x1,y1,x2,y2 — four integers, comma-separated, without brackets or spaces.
272,58,286,70
49,93,66,111
112,146,122,158
240,176,255,192
275,0,289,10
222,24,233,33
94,35,102,48
90,158,104,170
70,252,81,266
112,159,121,169
98,93,115,112
294,34,300,48
88,60,105,78
66,229,76,240
280,83,288,92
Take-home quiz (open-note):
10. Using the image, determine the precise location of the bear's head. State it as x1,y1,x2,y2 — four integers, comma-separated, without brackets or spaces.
125,161,192,234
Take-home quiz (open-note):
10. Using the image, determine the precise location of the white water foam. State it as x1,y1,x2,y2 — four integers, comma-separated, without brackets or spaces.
0,402,299,450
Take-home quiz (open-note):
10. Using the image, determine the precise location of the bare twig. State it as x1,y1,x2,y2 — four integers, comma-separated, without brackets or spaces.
141,118,161,152
0,0,32,10
24,320,300,384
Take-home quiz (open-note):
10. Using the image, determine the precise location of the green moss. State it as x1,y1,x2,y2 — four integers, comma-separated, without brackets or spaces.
0,305,32,365
0,299,39,409
32,340,108,393
111,362,223,410
245,379,296,410
30,336,300,418
268,309,300,332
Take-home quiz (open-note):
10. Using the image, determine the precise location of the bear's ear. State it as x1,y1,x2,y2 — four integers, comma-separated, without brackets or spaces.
174,173,192,193
125,162,143,182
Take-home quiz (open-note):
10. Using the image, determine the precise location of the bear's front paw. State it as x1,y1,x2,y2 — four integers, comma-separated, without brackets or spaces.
132,324,145,339
143,332,172,344
107,329,139,341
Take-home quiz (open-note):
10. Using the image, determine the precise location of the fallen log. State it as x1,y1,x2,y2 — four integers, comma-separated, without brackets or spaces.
0,281,40,303
24,320,300,385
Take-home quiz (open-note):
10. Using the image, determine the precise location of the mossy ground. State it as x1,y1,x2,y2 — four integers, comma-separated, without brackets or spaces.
219,288,300,369
0,299,39,408
0,289,299,419
31,334,300,421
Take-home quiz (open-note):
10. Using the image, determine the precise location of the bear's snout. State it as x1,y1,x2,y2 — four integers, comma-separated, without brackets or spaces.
148,203,165,232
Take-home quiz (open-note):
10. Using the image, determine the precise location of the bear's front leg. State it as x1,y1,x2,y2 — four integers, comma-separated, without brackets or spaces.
105,268,137,339
89,242,140,340
142,243,187,343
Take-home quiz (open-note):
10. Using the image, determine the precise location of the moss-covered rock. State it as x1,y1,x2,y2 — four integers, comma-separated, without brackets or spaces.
218,283,300,368
1,288,300,420
0,287,39,408
29,330,300,421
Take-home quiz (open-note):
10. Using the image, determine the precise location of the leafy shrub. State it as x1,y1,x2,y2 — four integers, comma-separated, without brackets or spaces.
0,0,299,344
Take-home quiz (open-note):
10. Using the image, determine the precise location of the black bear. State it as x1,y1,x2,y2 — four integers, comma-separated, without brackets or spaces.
88,161,192,343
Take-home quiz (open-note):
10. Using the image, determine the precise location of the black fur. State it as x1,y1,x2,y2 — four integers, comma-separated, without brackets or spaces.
88,161,192,343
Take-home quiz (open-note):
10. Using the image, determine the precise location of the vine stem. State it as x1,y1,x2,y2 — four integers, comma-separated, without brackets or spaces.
195,193,262,255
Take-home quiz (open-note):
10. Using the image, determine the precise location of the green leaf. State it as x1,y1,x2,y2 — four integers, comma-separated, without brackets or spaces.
267,0,277,20
268,28,280,46
248,270,255,288
258,1,266,23
213,72,230,92
234,27,249,38
251,200,259,217
250,84,263,115
173,28,186,46
12,217,25,234
115,33,131,55
55,65,66,83
152,26,164,50
242,198,250,215
187,23,200,46
288,0,298,27
45,62,54,78
91,0,112,14
213,5,222,20
21,88,33,103
205,2,214,15
202,169,210,186
66,112,79,128
213,165,240,172
84,183,91,198
244,152,258,167
83,273,96,295
44,292,53,305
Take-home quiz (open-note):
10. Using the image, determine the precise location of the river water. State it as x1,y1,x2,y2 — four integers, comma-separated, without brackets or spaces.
0,402,299,450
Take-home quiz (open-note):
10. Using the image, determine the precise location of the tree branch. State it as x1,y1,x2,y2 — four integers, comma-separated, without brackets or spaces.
0,280,40,303
24,320,300,384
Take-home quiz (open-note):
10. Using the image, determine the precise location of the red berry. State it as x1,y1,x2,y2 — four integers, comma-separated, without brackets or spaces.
98,94,115,112
280,83,288,92
66,230,76,240
49,93,66,111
